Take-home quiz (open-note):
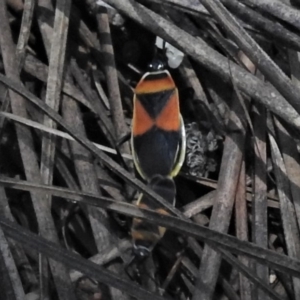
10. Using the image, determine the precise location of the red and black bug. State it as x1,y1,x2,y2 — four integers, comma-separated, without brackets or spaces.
131,60,186,181
126,60,186,277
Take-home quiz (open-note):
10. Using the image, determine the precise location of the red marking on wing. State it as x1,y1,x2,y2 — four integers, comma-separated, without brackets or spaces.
135,76,175,94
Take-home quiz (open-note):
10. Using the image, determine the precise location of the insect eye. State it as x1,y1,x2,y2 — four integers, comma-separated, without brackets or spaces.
147,60,165,71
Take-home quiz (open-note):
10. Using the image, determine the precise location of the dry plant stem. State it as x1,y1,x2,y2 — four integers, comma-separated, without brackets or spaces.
221,0,300,52
0,218,166,300
240,0,300,32
70,239,131,283
158,0,209,15
96,166,126,202
0,0,35,131
97,8,131,153
103,0,300,131
0,2,76,300
181,190,216,218
181,256,240,300
40,0,71,188
187,227,279,300
198,0,300,116
2,177,300,278
185,175,279,203
187,233,241,300
15,0,35,73
0,191,25,300
39,0,71,297
0,224,24,300
36,0,54,54
56,153,80,190
252,103,268,300
192,95,246,299
190,217,281,300
269,126,300,299
282,50,300,229
62,94,113,253
179,57,225,130
23,54,95,112
235,162,251,300
0,187,38,291
275,117,300,231
219,251,281,300
268,238,294,300
161,0,300,52
203,21,241,66
93,70,110,110
181,183,279,218
70,6,101,51
70,59,116,146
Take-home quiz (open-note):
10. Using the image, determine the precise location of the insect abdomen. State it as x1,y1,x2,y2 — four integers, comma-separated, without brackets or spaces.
131,175,176,255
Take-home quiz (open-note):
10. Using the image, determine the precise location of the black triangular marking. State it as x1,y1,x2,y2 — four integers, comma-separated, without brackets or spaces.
137,89,175,119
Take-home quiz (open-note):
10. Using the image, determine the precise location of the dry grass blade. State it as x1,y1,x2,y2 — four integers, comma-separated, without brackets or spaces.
39,0,71,297
70,59,117,147
70,239,131,282
62,87,128,299
235,162,251,300
252,103,268,300
0,0,35,131
0,217,167,300
62,91,113,252
274,117,300,233
159,0,300,52
181,256,240,300
219,250,281,300
23,54,94,112
97,7,131,155
2,177,300,279
179,58,225,132
191,75,246,300
36,0,54,53
40,0,71,186
0,223,24,300
240,0,300,31
103,0,300,131
181,180,280,216
15,0,35,72
198,0,300,115
269,125,300,299
181,191,216,218
283,50,300,229
0,2,76,299
221,0,300,52
191,213,279,300
0,111,132,159
0,187,38,292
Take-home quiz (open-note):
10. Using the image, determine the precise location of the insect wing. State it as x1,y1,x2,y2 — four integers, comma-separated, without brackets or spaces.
131,70,185,179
